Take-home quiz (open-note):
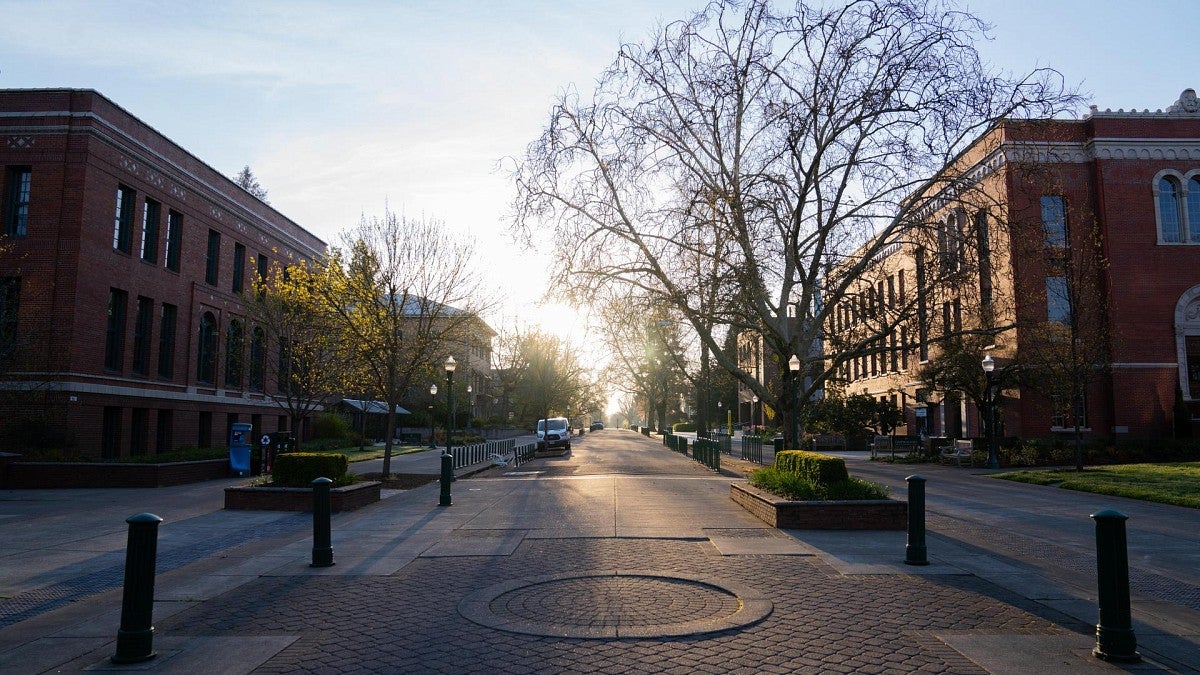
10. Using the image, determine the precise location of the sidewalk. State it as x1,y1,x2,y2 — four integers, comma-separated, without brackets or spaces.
1,430,1197,672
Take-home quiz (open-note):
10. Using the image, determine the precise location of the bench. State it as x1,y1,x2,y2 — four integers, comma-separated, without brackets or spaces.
870,435,919,459
940,439,975,466
811,434,847,453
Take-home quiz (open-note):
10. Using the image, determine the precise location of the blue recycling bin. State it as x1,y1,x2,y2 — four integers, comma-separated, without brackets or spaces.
229,422,253,476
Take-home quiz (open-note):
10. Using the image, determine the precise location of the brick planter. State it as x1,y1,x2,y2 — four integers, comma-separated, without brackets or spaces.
224,481,381,512
730,482,906,530
3,458,230,488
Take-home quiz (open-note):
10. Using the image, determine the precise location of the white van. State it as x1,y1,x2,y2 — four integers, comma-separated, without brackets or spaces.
536,417,571,452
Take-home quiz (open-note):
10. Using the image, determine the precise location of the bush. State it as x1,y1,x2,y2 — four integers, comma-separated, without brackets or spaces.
672,422,696,433
273,452,349,487
748,468,889,501
313,413,352,439
774,450,850,486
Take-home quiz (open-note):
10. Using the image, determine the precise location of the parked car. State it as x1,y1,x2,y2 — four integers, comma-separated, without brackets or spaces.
590,421,605,431
536,417,572,452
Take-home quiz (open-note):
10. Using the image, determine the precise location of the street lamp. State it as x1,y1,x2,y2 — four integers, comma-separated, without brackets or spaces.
439,356,456,506
788,355,801,450
982,355,999,469
428,384,437,448
752,395,759,432
466,384,473,430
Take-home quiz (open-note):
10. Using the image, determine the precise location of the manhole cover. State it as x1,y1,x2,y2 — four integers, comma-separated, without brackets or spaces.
458,570,772,638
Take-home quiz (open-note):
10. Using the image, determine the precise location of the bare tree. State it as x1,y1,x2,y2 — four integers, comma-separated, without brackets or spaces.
321,209,496,477
494,323,595,429
233,165,270,203
510,0,1075,440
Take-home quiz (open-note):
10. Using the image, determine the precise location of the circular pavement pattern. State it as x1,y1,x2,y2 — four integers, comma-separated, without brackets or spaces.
457,570,773,639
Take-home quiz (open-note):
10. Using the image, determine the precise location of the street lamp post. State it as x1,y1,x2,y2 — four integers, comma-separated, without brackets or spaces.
466,384,473,430
428,384,437,448
440,356,456,506
982,355,999,469
788,355,801,451
752,395,759,432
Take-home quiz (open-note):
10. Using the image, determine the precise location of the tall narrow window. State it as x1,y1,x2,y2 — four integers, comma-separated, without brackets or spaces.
1041,195,1067,248
256,254,269,298
3,166,31,237
1046,277,1071,326
232,243,246,293
197,311,217,384
277,336,291,393
140,199,160,263
132,296,153,376
113,186,135,253
165,210,182,272
1187,335,1200,399
0,277,19,365
225,319,244,388
158,303,177,378
105,288,128,371
976,209,993,311
249,326,265,391
916,248,928,361
205,229,221,285
1188,176,1200,243
1158,176,1183,243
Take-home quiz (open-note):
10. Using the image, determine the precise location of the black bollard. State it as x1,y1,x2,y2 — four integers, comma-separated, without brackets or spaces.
904,475,928,566
439,450,453,506
1091,509,1140,662
311,477,334,568
111,513,163,664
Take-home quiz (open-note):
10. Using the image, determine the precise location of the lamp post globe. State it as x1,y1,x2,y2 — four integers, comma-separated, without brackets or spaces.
788,355,801,450
428,384,437,448
981,355,999,469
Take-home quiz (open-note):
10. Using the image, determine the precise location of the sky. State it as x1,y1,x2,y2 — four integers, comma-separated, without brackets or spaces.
2,0,1198,350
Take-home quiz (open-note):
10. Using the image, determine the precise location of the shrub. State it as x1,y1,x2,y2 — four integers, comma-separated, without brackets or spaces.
273,452,349,487
313,413,352,439
748,468,889,501
672,422,697,433
822,478,890,500
774,450,850,486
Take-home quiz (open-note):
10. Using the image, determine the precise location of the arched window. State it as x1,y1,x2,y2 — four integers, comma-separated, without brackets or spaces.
249,326,265,391
1188,175,1200,242
224,319,244,388
197,312,217,384
1157,176,1183,243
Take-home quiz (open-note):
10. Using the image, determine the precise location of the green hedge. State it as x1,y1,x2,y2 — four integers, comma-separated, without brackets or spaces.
672,422,696,433
774,450,850,486
273,453,349,487
749,467,889,501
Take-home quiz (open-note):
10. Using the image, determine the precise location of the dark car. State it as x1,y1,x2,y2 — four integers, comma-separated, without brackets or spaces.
589,421,605,431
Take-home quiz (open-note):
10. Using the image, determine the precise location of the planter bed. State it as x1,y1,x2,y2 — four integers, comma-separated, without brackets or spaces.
224,481,381,512
4,458,229,489
730,482,906,530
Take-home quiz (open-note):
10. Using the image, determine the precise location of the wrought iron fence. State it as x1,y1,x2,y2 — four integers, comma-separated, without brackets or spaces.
741,436,764,464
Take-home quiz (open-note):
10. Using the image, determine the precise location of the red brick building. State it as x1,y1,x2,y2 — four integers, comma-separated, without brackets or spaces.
834,89,1200,441
0,89,326,458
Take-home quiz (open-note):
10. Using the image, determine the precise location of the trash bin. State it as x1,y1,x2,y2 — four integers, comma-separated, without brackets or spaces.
229,423,252,476
773,436,784,454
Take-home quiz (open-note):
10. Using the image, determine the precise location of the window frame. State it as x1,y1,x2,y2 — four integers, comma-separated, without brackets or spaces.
113,186,135,254
205,229,221,285
131,296,154,376
0,277,19,365
104,288,129,372
4,166,31,238
157,303,177,379
232,243,246,294
165,210,183,272
197,311,218,384
139,198,160,264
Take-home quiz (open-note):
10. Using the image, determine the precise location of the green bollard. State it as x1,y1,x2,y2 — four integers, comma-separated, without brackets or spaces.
1091,509,1140,663
439,450,453,506
311,477,334,568
111,513,163,664
904,475,928,566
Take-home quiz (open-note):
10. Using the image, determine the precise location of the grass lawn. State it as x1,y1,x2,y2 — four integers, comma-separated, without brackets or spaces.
994,462,1200,509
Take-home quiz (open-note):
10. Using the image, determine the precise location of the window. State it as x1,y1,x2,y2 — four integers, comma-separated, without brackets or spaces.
1041,195,1067,248
197,311,217,384
232,243,246,293
205,229,220,285
1157,176,1184,243
1052,394,1088,430
4,166,31,237
113,186,135,253
105,288,128,371
277,336,291,393
156,409,173,453
132,296,153,376
256,254,269,297
158,303,177,378
165,210,182,272
916,248,928,361
225,319,244,388
1189,176,1200,243
249,326,265,391
1188,335,1200,400
0,277,19,364
976,209,993,310
1046,276,1071,325
102,407,122,459
139,199,160,263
